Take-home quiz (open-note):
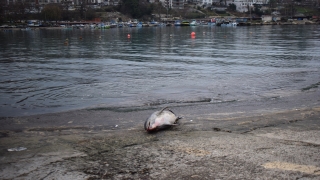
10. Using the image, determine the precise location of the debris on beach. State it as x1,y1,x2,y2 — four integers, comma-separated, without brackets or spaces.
7,147,27,152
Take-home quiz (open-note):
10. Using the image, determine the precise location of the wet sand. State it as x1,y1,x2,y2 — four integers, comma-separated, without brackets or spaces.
0,106,320,179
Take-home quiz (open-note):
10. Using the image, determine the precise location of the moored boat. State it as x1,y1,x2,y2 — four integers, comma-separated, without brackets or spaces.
129,19,138,27
21,27,31,31
208,18,216,26
129,23,137,27
190,20,198,26
137,22,143,27
118,22,124,28
110,21,117,28
149,20,159,27
181,20,190,26
220,21,237,27
174,20,181,26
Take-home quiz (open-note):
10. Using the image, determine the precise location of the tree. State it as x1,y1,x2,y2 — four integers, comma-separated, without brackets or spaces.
228,3,236,11
269,0,277,11
118,0,153,19
6,2,31,22
153,2,165,20
280,0,296,18
0,1,6,23
41,4,62,22
219,0,227,6
253,4,263,16
62,0,72,20
85,8,96,20
79,0,87,20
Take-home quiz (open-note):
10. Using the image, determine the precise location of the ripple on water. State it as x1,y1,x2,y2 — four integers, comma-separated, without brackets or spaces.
0,25,320,116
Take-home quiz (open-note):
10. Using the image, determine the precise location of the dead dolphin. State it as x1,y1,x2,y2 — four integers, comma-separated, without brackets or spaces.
144,107,181,132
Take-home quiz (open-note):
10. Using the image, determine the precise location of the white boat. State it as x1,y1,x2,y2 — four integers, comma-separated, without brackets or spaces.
110,22,117,28
129,23,137,27
220,21,237,27
136,22,143,27
190,20,198,26
118,23,124,28
174,20,181,26
149,20,158,27
129,19,138,27
21,27,31,31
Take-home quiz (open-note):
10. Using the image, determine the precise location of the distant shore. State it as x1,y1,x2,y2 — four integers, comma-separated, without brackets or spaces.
0,20,319,32
0,26,65,31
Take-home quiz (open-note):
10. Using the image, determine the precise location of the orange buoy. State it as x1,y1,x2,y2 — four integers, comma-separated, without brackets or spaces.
127,34,131,38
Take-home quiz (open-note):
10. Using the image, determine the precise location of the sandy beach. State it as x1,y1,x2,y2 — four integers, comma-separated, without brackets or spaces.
0,105,320,179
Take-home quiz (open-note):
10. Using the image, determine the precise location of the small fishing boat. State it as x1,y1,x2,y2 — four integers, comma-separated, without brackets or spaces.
149,20,159,27
21,27,31,31
129,19,138,27
129,23,137,27
190,20,198,26
181,20,190,26
174,20,181,26
208,18,216,26
137,22,143,27
221,21,237,27
109,21,117,28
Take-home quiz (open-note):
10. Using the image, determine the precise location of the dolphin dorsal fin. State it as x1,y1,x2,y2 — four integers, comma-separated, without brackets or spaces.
158,107,169,115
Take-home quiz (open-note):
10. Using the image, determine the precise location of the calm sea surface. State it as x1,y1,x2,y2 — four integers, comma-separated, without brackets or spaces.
0,25,320,117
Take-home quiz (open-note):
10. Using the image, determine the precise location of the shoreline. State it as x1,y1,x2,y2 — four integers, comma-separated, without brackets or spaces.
0,21,319,32
1,105,320,179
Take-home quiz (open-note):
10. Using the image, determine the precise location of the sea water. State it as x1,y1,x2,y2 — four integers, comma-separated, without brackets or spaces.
0,25,319,117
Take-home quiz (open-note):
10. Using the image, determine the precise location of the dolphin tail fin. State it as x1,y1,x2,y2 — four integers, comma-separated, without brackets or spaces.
174,116,183,124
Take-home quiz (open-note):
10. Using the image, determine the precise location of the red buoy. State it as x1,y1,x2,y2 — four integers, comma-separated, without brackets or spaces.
127,34,131,38
191,32,196,36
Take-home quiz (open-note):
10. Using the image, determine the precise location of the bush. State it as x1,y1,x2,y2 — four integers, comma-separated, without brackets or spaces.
215,10,226,14
185,12,205,19
104,6,116,12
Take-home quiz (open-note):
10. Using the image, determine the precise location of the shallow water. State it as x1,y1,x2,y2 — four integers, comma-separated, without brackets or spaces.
0,25,320,117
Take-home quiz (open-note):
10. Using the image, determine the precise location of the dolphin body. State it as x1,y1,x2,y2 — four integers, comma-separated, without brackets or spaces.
144,107,181,132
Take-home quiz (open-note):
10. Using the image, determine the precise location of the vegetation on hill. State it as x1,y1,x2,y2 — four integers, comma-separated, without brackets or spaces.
118,0,153,20
0,0,319,25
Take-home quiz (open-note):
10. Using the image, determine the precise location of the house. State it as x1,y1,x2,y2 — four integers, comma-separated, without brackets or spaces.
159,0,185,9
103,0,120,6
194,0,214,7
226,0,269,12
261,15,272,22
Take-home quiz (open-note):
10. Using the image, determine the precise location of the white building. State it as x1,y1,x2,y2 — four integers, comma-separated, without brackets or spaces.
159,0,185,9
226,0,269,12
197,0,213,7
85,0,104,4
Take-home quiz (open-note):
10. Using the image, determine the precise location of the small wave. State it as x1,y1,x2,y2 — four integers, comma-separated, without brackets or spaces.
144,98,212,106
87,98,239,113
301,82,320,91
